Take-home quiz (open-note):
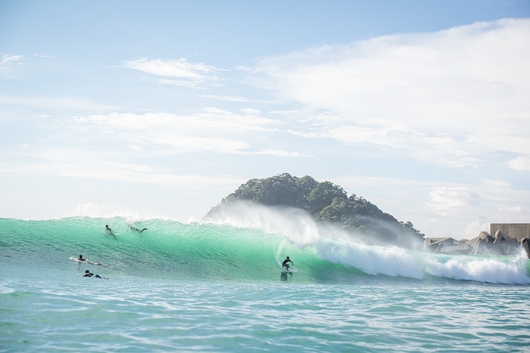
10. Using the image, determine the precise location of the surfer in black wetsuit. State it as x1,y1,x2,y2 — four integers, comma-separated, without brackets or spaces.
128,225,147,233
84,270,101,278
105,225,114,235
78,255,86,262
282,256,293,271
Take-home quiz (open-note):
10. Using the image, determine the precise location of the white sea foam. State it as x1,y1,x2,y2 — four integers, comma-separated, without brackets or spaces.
203,200,530,284
203,200,320,246
422,253,530,284
205,201,426,278
314,237,425,279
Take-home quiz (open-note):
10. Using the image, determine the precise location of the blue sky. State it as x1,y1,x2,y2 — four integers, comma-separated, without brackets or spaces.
1,0,529,239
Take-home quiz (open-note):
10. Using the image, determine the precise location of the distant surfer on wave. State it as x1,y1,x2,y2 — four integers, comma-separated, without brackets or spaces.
282,256,293,271
128,225,147,233
105,225,114,235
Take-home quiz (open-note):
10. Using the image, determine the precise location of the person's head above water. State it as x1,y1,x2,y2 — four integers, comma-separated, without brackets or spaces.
85,270,89,273
79,255,83,259
286,256,290,259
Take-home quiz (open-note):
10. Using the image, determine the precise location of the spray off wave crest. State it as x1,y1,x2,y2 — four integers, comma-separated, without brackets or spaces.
1,202,529,284
204,201,530,284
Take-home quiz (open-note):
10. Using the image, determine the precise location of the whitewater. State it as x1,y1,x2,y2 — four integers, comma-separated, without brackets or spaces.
1,205,530,352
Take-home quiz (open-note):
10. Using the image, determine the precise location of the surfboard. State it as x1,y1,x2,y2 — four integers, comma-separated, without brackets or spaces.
79,273,109,279
70,257,104,266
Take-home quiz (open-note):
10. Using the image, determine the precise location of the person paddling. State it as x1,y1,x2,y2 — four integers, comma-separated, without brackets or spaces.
83,270,107,279
84,270,101,278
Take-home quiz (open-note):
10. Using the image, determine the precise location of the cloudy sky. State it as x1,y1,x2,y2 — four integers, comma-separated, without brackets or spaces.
1,0,529,239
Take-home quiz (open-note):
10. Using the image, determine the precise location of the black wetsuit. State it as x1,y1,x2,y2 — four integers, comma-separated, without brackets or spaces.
282,258,293,269
84,272,101,278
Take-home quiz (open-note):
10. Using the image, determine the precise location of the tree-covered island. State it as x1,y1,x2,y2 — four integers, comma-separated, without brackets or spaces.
206,173,425,249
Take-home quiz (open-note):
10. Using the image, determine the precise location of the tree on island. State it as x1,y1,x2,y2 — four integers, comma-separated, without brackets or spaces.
206,173,425,249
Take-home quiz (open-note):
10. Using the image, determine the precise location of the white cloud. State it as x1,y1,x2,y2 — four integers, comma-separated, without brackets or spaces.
427,186,472,215
202,95,251,102
146,135,251,154
122,58,219,81
0,96,116,111
288,130,318,138
326,123,483,168
75,109,279,132
0,149,245,188
71,110,282,155
0,103,303,195
255,148,302,157
498,205,522,212
0,55,23,66
68,202,113,218
508,156,530,172
64,202,174,219
332,175,530,240
257,19,530,168
158,78,203,88
201,95,280,104
240,108,260,115
464,220,489,240
33,53,57,59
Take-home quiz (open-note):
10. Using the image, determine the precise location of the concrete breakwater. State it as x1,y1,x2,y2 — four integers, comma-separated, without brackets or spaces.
424,223,530,258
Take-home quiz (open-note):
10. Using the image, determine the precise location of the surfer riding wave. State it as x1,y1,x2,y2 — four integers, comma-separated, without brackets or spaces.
282,256,293,271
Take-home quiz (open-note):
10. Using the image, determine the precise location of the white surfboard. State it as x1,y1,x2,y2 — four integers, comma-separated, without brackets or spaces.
70,256,104,266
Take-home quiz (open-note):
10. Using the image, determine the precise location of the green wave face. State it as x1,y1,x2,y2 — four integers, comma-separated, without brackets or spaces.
0,217,314,282
1,215,529,285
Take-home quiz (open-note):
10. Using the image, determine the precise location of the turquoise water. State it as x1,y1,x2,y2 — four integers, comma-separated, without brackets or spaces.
1,214,530,352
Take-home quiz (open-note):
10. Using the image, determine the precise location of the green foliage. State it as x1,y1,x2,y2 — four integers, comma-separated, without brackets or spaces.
211,173,425,249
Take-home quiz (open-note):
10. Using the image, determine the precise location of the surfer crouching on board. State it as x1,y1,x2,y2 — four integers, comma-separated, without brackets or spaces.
105,225,114,235
282,256,293,271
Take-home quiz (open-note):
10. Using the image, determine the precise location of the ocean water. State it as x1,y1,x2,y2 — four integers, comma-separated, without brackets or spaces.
1,211,530,352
